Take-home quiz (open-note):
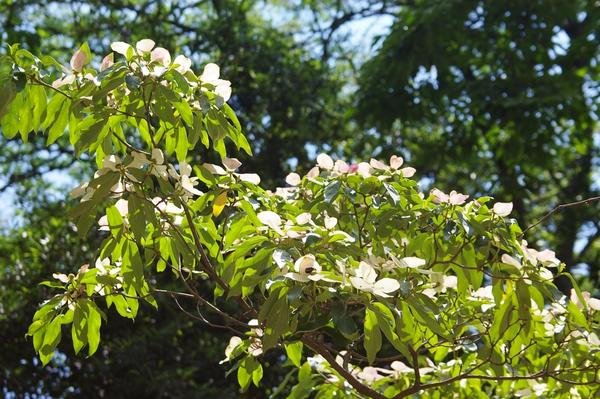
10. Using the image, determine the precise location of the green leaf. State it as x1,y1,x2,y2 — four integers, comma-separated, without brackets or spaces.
259,287,289,351
331,302,358,339
86,300,102,355
363,308,382,364
285,342,303,367
324,180,341,203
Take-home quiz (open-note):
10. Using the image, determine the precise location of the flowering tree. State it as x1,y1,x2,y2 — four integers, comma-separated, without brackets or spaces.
1,41,599,398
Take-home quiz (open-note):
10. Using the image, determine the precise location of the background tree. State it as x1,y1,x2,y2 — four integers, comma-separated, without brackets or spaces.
354,0,600,291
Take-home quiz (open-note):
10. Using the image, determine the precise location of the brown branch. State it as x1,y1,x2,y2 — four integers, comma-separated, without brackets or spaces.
521,195,600,236
302,334,387,399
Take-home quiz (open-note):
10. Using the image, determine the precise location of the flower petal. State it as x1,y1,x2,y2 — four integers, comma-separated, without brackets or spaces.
238,174,261,185
150,47,171,66
136,39,155,54
222,157,242,171
201,63,220,83
111,41,132,56
257,211,282,231
70,49,88,72
492,201,513,217
390,155,404,169
174,55,192,74
316,153,334,170
285,172,301,186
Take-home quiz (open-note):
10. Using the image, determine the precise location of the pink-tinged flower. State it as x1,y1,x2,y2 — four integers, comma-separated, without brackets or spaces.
400,167,416,177
430,188,468,205
492,201,513,216
389,155,403,169
334,160,350,174
369,158,388,171
150,47,171,66
355,162,371,177
70,49,88,72
100,53,114,71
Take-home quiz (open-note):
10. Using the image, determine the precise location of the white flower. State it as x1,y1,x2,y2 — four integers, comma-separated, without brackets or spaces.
470,285,495,311
295,213,312,225
173,55,192,74
358,367,383,383
111,41,132,56
127,152,149,169
294,254,322,275
220,336,243,364
175,162,202,197
98,199,129,231
70,181,94,201
200,63,220,83
285,172,301,186
391,255,427,269
492,202,513,216
248,337,263,356
151,148,164,164
356,162,372,177
257,211,283,235
350,262,400,297
52,272,71,283
136,39,155,54
501,253,522,269
571,289,600,311
103,154,122,171
316,153,334,170
323,214,337,230
202,163,227,175
423,273,457,297
203,159,260,185
272,249,293,269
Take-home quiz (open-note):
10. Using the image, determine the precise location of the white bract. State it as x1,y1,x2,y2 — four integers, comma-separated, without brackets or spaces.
350,261,400,297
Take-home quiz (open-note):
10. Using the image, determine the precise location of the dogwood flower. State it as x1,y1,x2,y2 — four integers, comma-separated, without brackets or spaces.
52,48,89,88
98,199,129,231
285,172,301,186
492,201,513,216
203,158,261,185
200,63,231,103
316,153,334,170
220,336,243,364
176,162,203,198
390,255,427,269
430,188,469,205
350,261,400,297
571,289,600,312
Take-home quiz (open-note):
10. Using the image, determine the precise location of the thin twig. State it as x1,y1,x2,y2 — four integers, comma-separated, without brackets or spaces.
521,195,600,236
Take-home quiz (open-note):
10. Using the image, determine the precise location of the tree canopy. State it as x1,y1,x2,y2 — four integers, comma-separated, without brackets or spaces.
0,1,599,398
1,37,600,398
